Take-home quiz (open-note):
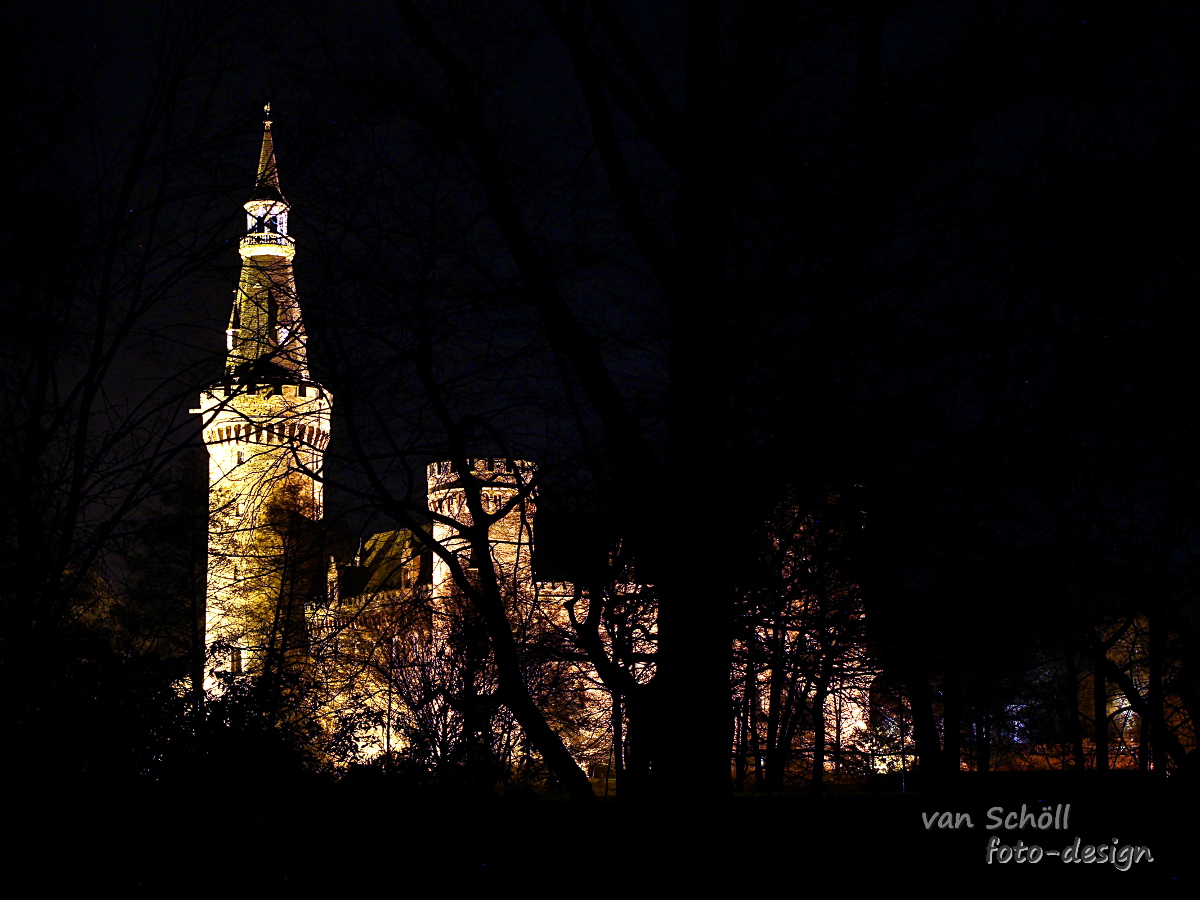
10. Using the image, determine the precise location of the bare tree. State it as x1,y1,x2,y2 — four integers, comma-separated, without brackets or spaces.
732,490,869,792
0,0,284,776
273,0,1200,803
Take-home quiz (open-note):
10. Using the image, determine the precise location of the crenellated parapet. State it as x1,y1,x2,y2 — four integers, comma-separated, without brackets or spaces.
197,381,332,448
427,457,536,490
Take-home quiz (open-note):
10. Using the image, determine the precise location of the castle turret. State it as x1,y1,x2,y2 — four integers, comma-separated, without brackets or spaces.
195,106,332,679
427,458,536,600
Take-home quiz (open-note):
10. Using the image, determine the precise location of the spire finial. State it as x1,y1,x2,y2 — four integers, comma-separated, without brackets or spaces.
252,103,283,202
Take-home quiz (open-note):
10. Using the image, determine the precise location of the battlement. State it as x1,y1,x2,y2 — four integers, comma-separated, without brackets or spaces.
426,458,536,494
199,380,330,405
202,419,330,449
197,382,331,448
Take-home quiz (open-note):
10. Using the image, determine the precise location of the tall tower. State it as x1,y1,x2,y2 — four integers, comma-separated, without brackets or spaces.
196,107,332,678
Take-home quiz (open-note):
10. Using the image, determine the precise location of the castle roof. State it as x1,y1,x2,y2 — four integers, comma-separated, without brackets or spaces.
250,104,285,203
335,530,430,597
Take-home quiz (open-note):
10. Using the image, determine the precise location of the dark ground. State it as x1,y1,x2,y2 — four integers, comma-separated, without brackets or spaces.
5,770,1191,889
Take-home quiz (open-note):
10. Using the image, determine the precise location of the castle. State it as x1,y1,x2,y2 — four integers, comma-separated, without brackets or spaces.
193,112,1200,786
194,111,597,763
197,111,869,780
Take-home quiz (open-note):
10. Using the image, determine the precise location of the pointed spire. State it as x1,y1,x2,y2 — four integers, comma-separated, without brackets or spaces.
232,102,306,379
252,102,284,202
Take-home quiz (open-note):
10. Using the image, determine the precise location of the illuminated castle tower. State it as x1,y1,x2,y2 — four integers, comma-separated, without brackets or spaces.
427,459,537,600
195,107,332,677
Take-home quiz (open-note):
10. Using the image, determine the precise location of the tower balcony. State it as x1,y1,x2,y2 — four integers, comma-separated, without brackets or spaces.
239,232,296,259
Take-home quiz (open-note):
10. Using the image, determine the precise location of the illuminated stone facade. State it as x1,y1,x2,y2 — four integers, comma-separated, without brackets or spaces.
427,458,537,601
196,109,331,679
196,113,859,783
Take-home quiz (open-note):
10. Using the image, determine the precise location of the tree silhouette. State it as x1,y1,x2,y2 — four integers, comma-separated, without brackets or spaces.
0,1,304,780
288,1,1200,798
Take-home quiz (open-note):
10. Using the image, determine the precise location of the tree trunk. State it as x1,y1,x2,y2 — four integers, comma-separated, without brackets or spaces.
811,685,829,795
904,666,942,775
1064,648,1086,771
1093,641,1109,772
1149,613,1167,775
941,664,962,776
